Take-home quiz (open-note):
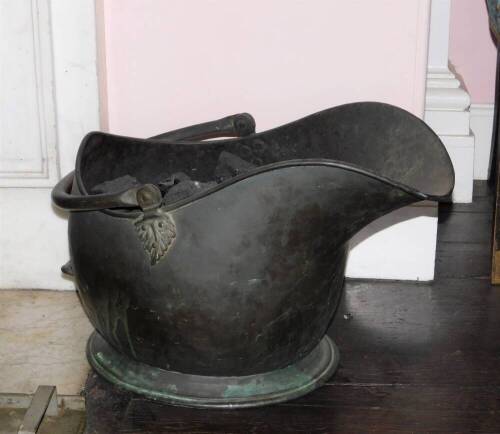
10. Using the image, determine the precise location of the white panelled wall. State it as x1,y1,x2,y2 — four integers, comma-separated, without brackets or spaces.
0,0,100,289
0,0,492,289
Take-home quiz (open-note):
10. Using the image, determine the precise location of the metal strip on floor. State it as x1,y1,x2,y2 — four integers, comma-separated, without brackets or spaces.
18,386,58,434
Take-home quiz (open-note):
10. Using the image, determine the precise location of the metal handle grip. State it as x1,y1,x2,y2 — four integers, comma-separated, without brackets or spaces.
52,113,256,212
150,113,256,141
51,171,162,212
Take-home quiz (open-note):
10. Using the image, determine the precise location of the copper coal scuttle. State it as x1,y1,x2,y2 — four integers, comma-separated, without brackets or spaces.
52,102,454,408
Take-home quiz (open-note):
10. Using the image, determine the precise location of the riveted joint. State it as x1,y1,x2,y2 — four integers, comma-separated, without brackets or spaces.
136,184,162,211
233,113,256,137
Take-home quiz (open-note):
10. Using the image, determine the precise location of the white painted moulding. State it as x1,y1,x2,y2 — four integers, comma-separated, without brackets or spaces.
426,71,463,89
346,203,438,281
0,0,101,291
423,0,474,203
424,67,474,203
470,103,494,180
425,87,471,111
0,0,59,187
424,110,470,136
441,135,475,203
427,0,452,71
50,0,101,177
0,0,100,188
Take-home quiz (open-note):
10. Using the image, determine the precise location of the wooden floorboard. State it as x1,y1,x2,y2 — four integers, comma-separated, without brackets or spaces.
84,182,500,434
435,242,491,279
437,212,492,244
122,387,500,434
439,181,494,215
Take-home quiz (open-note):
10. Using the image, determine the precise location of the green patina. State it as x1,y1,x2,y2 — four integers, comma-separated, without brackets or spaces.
223,366,313,398
87,332,338,408
164,384,178,394
91,345,182,400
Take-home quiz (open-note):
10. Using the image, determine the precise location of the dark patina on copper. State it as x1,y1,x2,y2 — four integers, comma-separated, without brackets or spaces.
52,102,454,408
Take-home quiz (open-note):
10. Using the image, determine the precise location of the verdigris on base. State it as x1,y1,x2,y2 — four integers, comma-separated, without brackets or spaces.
87,332,338,408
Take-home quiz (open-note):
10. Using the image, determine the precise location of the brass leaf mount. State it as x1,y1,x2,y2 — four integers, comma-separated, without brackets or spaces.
134,211,176,265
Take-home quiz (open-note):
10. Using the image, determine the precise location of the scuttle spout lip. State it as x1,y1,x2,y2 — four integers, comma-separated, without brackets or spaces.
66,101,455,217
53,157,450,219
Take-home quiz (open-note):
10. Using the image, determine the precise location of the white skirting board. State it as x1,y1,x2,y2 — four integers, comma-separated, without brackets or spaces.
424,75,475,203
424,103,475,203
346,202,437,281
470,103,494,181
0,188,73,290
0,189,438,290
441,134,475,203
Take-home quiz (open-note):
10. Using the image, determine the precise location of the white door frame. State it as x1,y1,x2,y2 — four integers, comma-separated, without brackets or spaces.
0,0,100,289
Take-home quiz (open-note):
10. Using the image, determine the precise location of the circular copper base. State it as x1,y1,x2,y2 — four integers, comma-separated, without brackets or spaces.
87,332,339,409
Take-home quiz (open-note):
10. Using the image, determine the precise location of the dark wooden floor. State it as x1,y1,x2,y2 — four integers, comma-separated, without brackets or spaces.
85,181,500,434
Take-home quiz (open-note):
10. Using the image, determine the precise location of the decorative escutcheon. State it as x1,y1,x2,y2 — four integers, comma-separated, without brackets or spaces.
134,211,176,265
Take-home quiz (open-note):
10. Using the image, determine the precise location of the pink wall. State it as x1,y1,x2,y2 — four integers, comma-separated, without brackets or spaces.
98,0,431,137
449,0,497,104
